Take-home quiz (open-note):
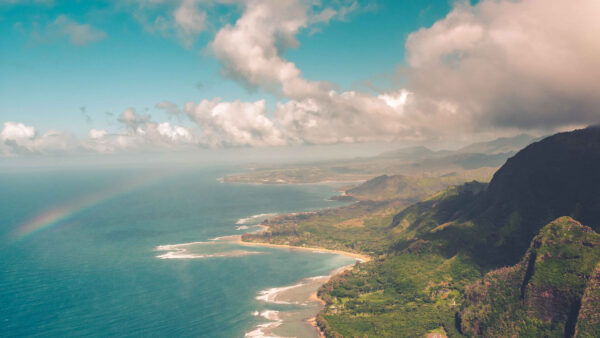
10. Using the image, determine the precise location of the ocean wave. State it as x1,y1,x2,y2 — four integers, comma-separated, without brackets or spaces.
256,283,307,305
155,242,264,260
209,235,240,241
246,311,287,338
236,225,250,230
156,249,264,260
155,241,212,251
236,213,277,225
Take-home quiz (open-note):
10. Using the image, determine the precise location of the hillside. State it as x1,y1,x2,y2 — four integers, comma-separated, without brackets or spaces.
458,217,600,337
392,126,600,267
343,174,472,202
223,134,534,184
455,134,535,154
241,126,600,337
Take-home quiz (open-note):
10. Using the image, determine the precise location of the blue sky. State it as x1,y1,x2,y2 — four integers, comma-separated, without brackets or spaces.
0,0,597,156
0,0,453,135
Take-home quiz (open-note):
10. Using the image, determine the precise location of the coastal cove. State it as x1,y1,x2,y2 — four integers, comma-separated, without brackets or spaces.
236,232,371,337
0,168,358,338
154,227,364,338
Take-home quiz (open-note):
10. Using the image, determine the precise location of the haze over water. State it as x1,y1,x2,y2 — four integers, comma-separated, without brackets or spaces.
0,167,354,337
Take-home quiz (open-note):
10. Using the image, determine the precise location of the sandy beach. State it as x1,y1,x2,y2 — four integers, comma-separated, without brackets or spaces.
237,236,371,263
231,225,371,337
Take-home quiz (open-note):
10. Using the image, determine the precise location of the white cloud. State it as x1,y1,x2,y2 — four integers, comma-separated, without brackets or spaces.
1,122,35,141
155,101,183,116
131,0,208,48
6,0,600,156
404,0,600,129
1,122,81,155
184,98,285,147
173,0,206,47
88,128,108,139
156,122,193,142
49,15,106,45
118,108,151,129
202,0,600,146
210,0,360,99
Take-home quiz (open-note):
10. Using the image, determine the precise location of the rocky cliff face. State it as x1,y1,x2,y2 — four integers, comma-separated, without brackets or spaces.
458,217,600,337
473,126,600,260
390,126,600,267
575,263,600,336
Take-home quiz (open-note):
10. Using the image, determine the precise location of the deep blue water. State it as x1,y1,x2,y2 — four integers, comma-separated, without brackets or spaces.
0,167,352,337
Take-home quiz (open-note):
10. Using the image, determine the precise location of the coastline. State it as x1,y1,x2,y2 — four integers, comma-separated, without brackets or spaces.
217,176,368,186
236,225,371,337
237,235,371,263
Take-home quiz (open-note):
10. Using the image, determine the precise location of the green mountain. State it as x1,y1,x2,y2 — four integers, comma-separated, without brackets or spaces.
455,134,536,154
243,126,600,337
392,126,600,267
458,217,600,337
224,134,537,184
343,174,471,202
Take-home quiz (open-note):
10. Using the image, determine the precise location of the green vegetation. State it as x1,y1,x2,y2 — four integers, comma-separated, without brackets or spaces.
225,134,536,185
243,199,408,255
344,174,470,202
459,217,600,337
240,127,600,337
317,252,480,337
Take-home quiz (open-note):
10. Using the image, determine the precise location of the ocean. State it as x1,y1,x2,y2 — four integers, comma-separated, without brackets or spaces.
0,166,355,337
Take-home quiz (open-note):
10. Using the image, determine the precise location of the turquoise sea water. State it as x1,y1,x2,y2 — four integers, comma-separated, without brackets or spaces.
0,167,353,337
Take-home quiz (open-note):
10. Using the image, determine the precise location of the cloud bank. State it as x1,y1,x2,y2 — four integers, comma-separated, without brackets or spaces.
405,0,600,130
49,15,106,45
3,0,599,156
181,0,600,147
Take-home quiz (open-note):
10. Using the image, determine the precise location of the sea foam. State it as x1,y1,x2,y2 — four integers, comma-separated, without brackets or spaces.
246,310,287,338
255,283,306,305
236,213,276,225
155,242,264,259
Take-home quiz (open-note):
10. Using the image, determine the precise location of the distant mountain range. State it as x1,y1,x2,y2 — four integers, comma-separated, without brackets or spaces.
377,133,536,159
242,126,600,337
388,126,600,336
225,134,539,184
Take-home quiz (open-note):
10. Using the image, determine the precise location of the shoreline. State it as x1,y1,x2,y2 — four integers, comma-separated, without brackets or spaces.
236,225,371,337
237,235,371,263
217,177,368,186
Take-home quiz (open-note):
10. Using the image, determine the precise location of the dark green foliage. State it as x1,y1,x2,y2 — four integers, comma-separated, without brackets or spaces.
243,199,408,255
391,126,600,268
345,174,471,203
576,263,600,337
242,127,600,337
318,253,476,337
458,217,600,337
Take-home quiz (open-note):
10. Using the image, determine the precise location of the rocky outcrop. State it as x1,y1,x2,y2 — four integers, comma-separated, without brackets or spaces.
575,263,600,337
458,217,600,337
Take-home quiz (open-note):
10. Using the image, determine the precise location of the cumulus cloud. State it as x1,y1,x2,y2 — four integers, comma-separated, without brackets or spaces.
131,0,207,48
184,98,285,147
87,108,197,153
405,0,600,129
118,108,151,129
210,0,362,99
203,0,461,145
88,128,107,139
1,122,35,141
49,15,106,45
0,122,80,155
173,0,206,46
0,114,198,156
156,101,183,116
6,0,599,156
196,0,600,146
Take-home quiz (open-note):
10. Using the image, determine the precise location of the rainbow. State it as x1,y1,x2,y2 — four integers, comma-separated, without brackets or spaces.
12,172,168,242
